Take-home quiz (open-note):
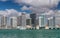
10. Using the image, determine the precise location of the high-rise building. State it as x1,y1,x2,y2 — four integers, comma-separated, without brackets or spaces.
47,16,55,29
53,16,55,27
10,17,17,29
1,16,7,29
0,17,1,26
30,13,36,27
26,18,32,29
26,18,31,26
39,15,46,28
6,17,12,29
17,16,21,26
26,14,31,26
20,13,26,29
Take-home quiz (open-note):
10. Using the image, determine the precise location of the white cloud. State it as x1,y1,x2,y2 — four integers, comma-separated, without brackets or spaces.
0,9,21,17
14,0,60,15
0,9,30,17
6,9,18,14
14,0,59,8
43,10,55,15
0,10,8,16
21,6,29,10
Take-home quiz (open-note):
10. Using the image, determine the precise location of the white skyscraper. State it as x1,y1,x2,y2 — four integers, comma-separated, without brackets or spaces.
6,17,12,29
10,17,17,29
0,16,2,28
39,15,46,28
47,16,55,29
1,15,7,29
17,16,21,26
20,13,26,29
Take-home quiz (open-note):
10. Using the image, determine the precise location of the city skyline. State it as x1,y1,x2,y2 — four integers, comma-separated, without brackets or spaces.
0,0,60,29
0,0,60,38
0,13,57,29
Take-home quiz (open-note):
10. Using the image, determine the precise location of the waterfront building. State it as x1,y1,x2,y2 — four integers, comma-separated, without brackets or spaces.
1,15,7,29
39,15,46,28
17,13,22,29
10,17,17,29
17,16,22,29
26,18,32,29
53,16,55,28
7,17,12,29
20,13,26,29
47,16,55,29
26,18,31,26
17,16,21,26
0,16,2,29
30,13,36,28
55,24,60,28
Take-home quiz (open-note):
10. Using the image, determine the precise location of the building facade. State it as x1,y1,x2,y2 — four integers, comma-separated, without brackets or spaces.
39,15,46,28
30,13,36,28
17,16,21,26
47,16,55,29
1,16,7,29
19,13,26,29
26,19,31,25
10,17,17,29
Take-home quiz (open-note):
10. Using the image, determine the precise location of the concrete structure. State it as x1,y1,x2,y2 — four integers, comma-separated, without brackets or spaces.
55,24,60,28
6,17,12,29
0,16,2,29
39,15,46,28
10,17,17,29
26,18,31,26
1,16,7,29
17,16,21,26
47,17,55,29
20,13,26,29
26,18,32,29
30,13,36,28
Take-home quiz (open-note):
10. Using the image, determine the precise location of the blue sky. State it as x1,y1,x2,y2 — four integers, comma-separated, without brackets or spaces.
57,2,60,10
0,0,32,13
0,0,60,13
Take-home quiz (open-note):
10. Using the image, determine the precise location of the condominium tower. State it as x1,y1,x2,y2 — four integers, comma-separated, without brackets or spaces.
10,17,17,29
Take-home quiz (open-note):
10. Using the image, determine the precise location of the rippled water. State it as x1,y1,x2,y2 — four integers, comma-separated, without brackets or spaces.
0,29,60,38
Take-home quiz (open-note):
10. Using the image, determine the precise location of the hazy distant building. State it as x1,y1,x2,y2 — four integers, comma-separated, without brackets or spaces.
53,16,55,27
17,16,21,26
0,17,1,26
10,17,17,29
30,13,36,27
20,13,26,29
0,16,2,28
47,16,55,29
1,16,7,29
6,17,12,29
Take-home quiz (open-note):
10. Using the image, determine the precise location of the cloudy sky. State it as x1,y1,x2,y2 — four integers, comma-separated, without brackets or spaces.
0,0,60,13
0,0,60,16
